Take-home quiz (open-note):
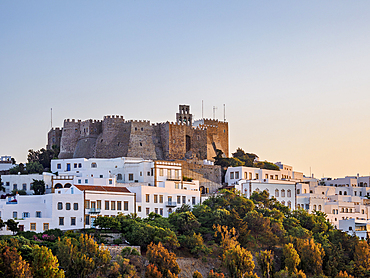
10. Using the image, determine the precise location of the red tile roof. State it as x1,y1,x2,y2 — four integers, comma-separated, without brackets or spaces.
74,185,131,193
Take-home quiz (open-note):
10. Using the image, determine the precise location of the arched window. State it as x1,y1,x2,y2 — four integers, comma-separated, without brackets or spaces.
281,201,285,206
288,201,291,209
339,191,342,195
91,162,97,168
255,188,260,193
344,191,347,195
54,183,62,189
64,183,72,188
287,189,291,197
313,205,317,210
318,205,321,211
297,189,300,194
117,174,122,180
281,189,285,197
275,189,279,197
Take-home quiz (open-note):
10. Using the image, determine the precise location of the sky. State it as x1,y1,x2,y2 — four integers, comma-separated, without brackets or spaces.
1,1,370,178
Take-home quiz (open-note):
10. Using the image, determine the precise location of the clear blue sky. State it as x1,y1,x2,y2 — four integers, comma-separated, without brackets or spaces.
1,1,370,178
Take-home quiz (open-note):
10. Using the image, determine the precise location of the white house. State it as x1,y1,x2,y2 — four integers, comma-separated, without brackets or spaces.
2,173,54,195
338,218,370,240
0,156,14,173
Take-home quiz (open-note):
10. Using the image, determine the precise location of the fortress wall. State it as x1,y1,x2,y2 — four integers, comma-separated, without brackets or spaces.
167,123,186,160
95,116,130,158
47,128,62,150
188,128,208,160
127,121,157,160
59,119,81,159
151,124,165,160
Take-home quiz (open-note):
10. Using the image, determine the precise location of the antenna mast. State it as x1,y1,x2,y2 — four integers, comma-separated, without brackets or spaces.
223,104,226,122
202,100,204,119
51,108,53,129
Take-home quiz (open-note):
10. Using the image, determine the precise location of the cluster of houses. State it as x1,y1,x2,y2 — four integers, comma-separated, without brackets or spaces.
1,155,370,240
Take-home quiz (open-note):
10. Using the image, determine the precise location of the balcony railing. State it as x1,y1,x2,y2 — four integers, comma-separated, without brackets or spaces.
88,208,101,214
165,202,177,207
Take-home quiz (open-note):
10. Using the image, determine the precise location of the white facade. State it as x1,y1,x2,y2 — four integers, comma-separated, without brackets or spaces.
0,156,14,172
338,218,370,240
0,188,84,234
2,173,54,195
127,180,200,218
233,179,296,209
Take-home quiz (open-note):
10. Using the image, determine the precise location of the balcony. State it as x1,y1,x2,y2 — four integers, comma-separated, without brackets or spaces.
165,202,177,207
88,208,101,214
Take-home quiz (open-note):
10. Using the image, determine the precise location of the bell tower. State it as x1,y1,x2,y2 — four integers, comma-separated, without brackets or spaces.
176,105,192,126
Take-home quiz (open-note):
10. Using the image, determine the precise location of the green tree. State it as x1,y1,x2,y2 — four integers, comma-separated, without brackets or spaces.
31,179,45,195
6,219,19,235
0,218,5,230
25,161,44,174
169,211,200,235
283,243,300,275
56,234,111,277
354,240,370,273
223,244,256,278
9,163,27,174
296,238,325,276
257,250,274,278
11,189,27,195
0,243,32,278
146,242,180,278
32,245,64,278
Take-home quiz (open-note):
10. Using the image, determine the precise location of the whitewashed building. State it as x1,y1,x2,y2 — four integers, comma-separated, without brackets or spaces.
338,218,370,240
2,173,54,195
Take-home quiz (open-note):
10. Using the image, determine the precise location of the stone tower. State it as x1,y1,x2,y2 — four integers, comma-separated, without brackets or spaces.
176,105,192,126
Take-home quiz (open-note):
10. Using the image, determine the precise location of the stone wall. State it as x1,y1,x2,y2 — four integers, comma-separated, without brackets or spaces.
47,127,62,150
54,106,229,162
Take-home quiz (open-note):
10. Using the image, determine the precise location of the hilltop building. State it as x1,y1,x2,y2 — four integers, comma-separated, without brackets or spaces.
47,105,228,162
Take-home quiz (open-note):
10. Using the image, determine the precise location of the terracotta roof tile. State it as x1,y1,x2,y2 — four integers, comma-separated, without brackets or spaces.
74,185,131,193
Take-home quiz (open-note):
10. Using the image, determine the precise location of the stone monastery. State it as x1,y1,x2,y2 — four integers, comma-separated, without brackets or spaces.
48,105,229,162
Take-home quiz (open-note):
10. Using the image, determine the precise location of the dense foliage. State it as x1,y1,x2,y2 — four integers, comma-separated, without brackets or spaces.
0,190,368,277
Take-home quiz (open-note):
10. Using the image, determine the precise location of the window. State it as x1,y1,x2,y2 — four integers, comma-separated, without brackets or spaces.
111,201,116,210
288,201,291,209
6,182,9,186
138,206,141,212
154,195,158,203
160,195,163,203
57,164,61,169
182,196,186,204
270,175,274,179
313,205,317,210
167,169,171,179
287,190,291,197
177,196,181,204
155,208,158,214
74,163,77,168
297,189,300,194
91,162,97,168
230,172,234,179
140,172,142,176
339,191,342,195
333,209,335,214
129,174,134,181
124,201,128,211
281,189,285,197
22,183,27,191
244,172,248,179
78,163,82,168
36,211,41,218
256,173,259,179
85,215,90,225
146,194,150,203
349,227,353,231
275,175,278,180
265,174,269,179
159,169,164,176
43,223,49,231
30,223,36,231
59,217,64,225
192,197,196,205
318,205,322,211
235,172,239,179
66,163,71,171
109,179,113,185
71,217,76,226
13,212,17,218
85,179,88,184
117,201,122,210
66,203,71,210
160,208,163,216
13,184,17,191
74,203,78,210
362,209,365,214
275,189,279,197
85,200,90,209
105,201,109,210
117,174,122,180
22,212,30,218
100,175,103,178
97,200,101,209
175,170,179,179
146,208,150,215
58,202,63,210
147,171,150,176
175,183,179,189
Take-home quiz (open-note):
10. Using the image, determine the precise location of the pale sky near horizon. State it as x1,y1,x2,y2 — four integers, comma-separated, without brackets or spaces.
1,1,370,178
